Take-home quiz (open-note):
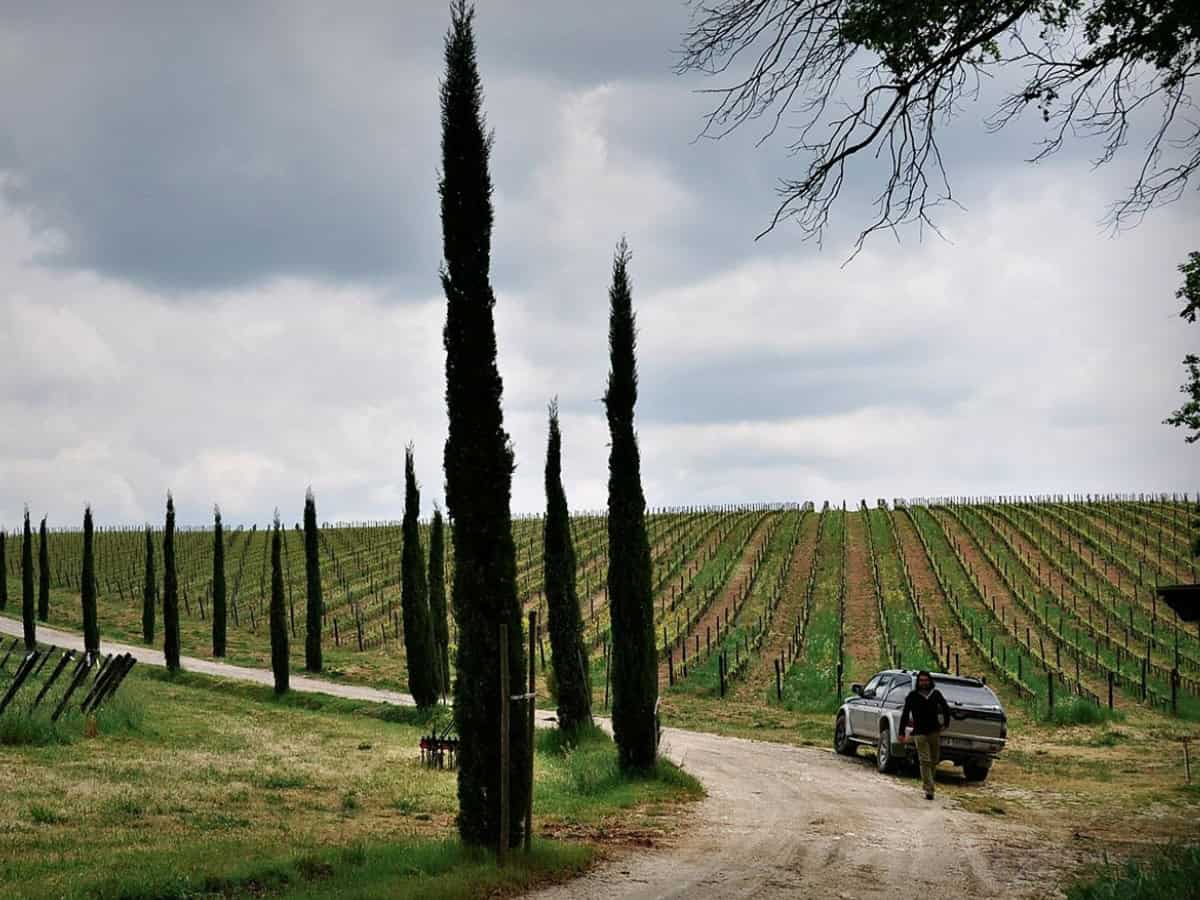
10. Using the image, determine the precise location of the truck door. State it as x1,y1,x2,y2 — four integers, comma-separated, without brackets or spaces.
851,673,892,734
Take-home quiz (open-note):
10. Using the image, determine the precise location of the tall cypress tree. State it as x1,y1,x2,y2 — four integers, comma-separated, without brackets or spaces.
544,402,592,735
142,525,156,644
162,494,181,672
212,507,226,656
81,506,99,656
604,238,657,771
428,508,451,696
401,447,439,707
439,0,530,848
0,529,8,611
303,489,322,673
21,509,35,651
270,513,289,695
37,516,49,622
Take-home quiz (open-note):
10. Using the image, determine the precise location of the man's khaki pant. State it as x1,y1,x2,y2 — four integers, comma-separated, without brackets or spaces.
914,732,941,795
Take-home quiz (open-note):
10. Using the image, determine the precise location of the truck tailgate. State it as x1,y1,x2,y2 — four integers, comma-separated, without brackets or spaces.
941,704,1005,753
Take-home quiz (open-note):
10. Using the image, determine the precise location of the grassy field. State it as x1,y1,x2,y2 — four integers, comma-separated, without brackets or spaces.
0,666,701,899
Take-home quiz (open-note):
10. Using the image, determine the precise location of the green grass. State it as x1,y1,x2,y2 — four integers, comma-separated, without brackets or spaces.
867,508,937,671
781,510,845,714
1068,845,1200,900
83,837,593,900
0,665,701,899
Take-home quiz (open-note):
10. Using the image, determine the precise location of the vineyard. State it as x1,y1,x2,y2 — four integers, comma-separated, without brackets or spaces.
4,493,1197,726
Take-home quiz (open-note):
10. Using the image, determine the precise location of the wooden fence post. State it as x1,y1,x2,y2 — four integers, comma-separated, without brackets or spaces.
526,611,536,853
499,625,509,866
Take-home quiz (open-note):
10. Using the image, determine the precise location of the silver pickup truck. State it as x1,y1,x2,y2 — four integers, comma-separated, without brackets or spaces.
833,669,1007,782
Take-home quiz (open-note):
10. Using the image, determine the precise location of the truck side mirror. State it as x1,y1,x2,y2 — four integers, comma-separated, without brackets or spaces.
851,683,864,697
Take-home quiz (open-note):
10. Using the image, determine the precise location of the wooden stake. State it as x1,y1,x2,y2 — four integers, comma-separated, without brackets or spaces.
526,611,536,853
499,625,510,865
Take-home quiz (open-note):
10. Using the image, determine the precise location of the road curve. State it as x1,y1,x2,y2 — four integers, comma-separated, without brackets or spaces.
1,617,1063,898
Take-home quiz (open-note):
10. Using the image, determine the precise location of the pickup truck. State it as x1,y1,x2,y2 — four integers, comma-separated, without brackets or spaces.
833,669,1007,781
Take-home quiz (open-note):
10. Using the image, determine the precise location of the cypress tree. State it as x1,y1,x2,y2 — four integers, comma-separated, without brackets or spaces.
37,516,49,622
401,447,439,707
544,401,592,735
270,513,289,695
162,494,181,672
0,529,7,611
439,0,530,848
428,508,451,696
303,489,322,673
604,238,657,771
81,506,99,656
21,509,35,651
212,507,226,656
142,526,156,644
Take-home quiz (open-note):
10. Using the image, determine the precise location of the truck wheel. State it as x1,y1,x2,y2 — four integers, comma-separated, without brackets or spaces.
877,724,899,774
834,713,857,756
963,763,990,782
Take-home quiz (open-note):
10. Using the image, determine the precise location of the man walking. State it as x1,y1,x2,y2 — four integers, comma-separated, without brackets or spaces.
899,670,951,800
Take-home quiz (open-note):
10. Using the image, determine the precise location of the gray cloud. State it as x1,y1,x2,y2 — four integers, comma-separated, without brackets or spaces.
0,4,1194,528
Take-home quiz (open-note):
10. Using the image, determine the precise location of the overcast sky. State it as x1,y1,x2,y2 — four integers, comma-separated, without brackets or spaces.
0,2,1195,528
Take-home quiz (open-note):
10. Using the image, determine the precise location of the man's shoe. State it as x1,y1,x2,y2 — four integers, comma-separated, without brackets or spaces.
925,792,934,800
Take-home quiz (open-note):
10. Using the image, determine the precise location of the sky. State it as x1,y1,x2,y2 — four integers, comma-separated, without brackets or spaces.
0,1,1196,528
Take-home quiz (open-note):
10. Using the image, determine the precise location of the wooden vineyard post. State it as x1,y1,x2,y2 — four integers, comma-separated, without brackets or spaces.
1108,671,1114,710
774,658,782,701
667,647,674,687
526,611,536,853
836,661,843,699
603,637,610,710
719,653,726,698
1047,665,1055,718
1185,739,1192,784
499,624,510,866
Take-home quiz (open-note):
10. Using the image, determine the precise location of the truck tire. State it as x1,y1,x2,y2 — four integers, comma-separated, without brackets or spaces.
834,713,857,756
877,723,899,774
963,763,991,782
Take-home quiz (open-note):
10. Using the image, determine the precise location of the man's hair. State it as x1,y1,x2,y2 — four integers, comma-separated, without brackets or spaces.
915,670,934,686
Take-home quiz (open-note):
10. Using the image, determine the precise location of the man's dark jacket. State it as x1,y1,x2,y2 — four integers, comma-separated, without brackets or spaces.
899,688,951,736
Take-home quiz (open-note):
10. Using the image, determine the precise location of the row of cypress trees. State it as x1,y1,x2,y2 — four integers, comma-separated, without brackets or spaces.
9,487,446,699
439,1,657,847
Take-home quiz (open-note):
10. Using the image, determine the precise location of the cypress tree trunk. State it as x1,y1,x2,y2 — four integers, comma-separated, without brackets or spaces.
402,447,439,707
142,526,156,644
21,510,35,651
439,0,530,849
37,516,49,622
162,495,181,672
212,507,226,656
270,514,289,695
81,507,99,655
0,529,8,611
604,239,658,771
303,490,322,673
544,402,592,734
429,509,451,696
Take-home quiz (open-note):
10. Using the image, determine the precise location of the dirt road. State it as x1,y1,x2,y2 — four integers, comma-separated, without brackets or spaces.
1,617,1064,899
526,724,1061,900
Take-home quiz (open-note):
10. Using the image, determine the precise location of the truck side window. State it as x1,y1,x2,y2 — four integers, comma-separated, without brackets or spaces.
886,676,911,706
